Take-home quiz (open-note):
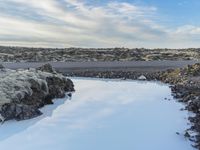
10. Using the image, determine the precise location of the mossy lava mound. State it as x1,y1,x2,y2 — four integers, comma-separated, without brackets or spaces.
0,64,74,122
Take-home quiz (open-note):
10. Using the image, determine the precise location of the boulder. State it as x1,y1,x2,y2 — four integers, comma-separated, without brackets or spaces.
0,64,5,71
138,75,147,80
0,64,4,69
36,63,55,73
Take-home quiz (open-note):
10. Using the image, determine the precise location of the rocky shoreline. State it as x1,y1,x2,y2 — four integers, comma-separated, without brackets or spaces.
0,64,74,122
65,63,200,149
0,61,200,148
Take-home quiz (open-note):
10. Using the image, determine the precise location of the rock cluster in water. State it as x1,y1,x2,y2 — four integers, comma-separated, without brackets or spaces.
0,64,74,122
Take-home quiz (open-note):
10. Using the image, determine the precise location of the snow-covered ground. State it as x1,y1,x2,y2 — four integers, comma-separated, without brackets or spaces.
0,78,195,150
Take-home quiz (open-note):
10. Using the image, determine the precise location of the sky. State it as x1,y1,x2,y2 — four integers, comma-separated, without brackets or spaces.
0,0,200,48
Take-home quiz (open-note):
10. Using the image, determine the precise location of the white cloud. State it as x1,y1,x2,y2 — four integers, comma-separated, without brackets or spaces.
175,25,200,35
0,0,199,48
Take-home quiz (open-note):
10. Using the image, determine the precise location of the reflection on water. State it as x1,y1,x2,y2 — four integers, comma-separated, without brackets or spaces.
0,97,67,141
0,78,195,150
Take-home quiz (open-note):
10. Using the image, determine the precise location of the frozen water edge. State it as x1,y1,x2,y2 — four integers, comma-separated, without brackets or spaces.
0,78,195,150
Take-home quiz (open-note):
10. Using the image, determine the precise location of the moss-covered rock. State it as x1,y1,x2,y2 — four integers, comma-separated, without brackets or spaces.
0,64,74,122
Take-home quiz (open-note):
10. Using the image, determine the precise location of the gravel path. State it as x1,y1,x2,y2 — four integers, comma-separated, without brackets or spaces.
2,60,198,73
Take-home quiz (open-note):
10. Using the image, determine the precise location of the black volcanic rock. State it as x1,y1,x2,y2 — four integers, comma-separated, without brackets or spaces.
0,64,4,69
36,63,55,73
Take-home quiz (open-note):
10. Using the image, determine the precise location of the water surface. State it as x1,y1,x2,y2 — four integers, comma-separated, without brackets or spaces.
0,78,194,150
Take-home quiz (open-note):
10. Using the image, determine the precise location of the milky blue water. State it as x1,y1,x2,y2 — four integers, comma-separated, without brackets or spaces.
0,78,195,150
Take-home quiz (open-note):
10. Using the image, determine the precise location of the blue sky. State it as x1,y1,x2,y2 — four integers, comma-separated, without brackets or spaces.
0,0,200,48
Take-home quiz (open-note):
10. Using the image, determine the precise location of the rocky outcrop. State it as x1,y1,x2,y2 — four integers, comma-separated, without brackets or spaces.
0,64,74,122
